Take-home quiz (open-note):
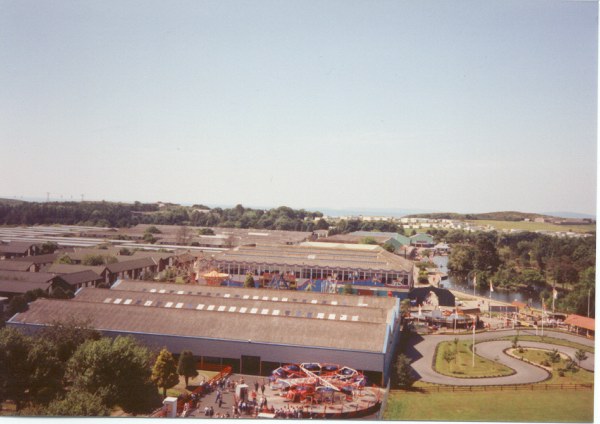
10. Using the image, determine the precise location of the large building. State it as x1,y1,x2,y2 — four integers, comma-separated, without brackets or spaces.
8,280,402,385
205,242,414,290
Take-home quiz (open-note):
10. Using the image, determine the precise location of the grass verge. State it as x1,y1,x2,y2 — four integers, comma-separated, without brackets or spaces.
502,335,594,353
384,389,594,422
511,348,594,385
435,340,513,377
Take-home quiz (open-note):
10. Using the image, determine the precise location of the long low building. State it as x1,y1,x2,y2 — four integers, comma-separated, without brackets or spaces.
8,280,402,385
206,242,414,289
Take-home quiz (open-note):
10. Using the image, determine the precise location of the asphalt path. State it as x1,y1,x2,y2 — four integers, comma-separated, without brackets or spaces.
406,329,594,386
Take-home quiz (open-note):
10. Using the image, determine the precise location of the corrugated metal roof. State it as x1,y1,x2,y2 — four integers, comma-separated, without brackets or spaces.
10,298,388,352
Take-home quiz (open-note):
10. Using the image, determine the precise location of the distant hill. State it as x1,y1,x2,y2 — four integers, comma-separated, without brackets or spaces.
406,211,552,221
542,211,596,220
0,198,26,205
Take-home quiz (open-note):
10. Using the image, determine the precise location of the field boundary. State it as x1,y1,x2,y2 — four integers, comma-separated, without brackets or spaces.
393,383,593,393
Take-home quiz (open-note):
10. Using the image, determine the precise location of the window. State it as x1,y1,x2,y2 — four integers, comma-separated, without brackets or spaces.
177,290,184,295
331,301,338,305
351,315,359,321
113,298,122,304
272,310,280,316
260,309,269,315
311,300,318,304
272,297,278,302
150,289,156,293
284,310,291,316
228,306,237,312
196,304,205,310
165,302,173,308
239,307,247,313
224,294,231,298
207,305,215,311
295,311,303,317
144,300,153,307
328,314,336,320
340,314,347,321
316,313,325,319
124,299,132,305
243,295,250,299
282,298,288,302
159,289,166,294
306,312,313,318
176,303,184,309
103,298,112,303
250,308,258,314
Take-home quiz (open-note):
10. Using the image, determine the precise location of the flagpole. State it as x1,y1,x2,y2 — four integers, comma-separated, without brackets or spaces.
489,280,493,320
552,285,555,315
472,316,476,367
541,299,544,337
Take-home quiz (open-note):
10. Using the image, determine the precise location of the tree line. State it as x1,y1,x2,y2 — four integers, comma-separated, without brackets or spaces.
444,230,595,316
0,321,202,416
0,201,330,231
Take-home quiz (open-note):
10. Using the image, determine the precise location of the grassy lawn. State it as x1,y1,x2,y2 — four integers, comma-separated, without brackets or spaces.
435,340,513,377
384,390,594,422
512,348,594,385
466,219,595,234
502,335,595,353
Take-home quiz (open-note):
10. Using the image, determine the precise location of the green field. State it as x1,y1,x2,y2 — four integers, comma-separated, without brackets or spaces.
435,340,513,377
384,390,594,422
466,219,595,234
514,348,594,385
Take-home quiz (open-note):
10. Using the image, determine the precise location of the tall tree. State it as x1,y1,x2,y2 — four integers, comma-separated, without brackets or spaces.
67,336,160,414
177,350,199,387
151,348,180,398
0,328,32,410
394,354,416,388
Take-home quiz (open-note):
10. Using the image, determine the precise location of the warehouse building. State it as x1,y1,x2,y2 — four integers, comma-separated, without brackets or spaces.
206,242,414,289
8,280,401,385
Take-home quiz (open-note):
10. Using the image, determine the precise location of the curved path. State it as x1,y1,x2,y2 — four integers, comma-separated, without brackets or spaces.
406,329,594,386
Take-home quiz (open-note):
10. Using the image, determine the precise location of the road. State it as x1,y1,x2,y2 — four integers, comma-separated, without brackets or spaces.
405,329,594,386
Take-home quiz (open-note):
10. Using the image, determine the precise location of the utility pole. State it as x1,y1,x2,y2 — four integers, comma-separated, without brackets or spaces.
588,288,591,317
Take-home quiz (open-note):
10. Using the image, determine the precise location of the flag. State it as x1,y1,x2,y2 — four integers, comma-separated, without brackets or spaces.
553,288,558,300
489,280,494,293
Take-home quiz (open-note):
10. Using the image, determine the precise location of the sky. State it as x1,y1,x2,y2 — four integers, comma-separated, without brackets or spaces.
0,0,597,215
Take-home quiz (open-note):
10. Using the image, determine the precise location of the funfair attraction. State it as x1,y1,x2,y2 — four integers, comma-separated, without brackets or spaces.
268,362,382,418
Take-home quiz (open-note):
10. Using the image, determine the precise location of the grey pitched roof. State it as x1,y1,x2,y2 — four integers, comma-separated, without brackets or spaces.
106,257,156,273
0,260,35,272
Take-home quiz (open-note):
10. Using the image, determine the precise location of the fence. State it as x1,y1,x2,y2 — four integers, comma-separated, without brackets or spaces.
392,383,593,394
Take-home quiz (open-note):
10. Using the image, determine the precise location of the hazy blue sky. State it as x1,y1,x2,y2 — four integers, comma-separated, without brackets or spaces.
0,0,597,215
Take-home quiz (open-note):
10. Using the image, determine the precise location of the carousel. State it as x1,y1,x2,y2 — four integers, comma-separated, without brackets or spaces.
268,362,382,418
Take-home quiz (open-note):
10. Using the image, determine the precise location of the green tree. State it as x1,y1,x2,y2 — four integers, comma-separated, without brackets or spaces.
394,354,416,388
5,295,28,317
546,349,561,364
82,254,117,266
177,350,199,387
575,349,588,367
520,269,546,290
39,319,101,363
145,226,162,234
0,327,32,410
382,241,396,252
55,254,73,264
40,241,59,254
45,390,110,416
151,348,180,398
67,336,160,414
360,237,378,245
244,273,255,288
27,338,65,405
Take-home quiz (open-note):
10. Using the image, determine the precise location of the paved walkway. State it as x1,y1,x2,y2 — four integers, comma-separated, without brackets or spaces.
406,329,594,386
